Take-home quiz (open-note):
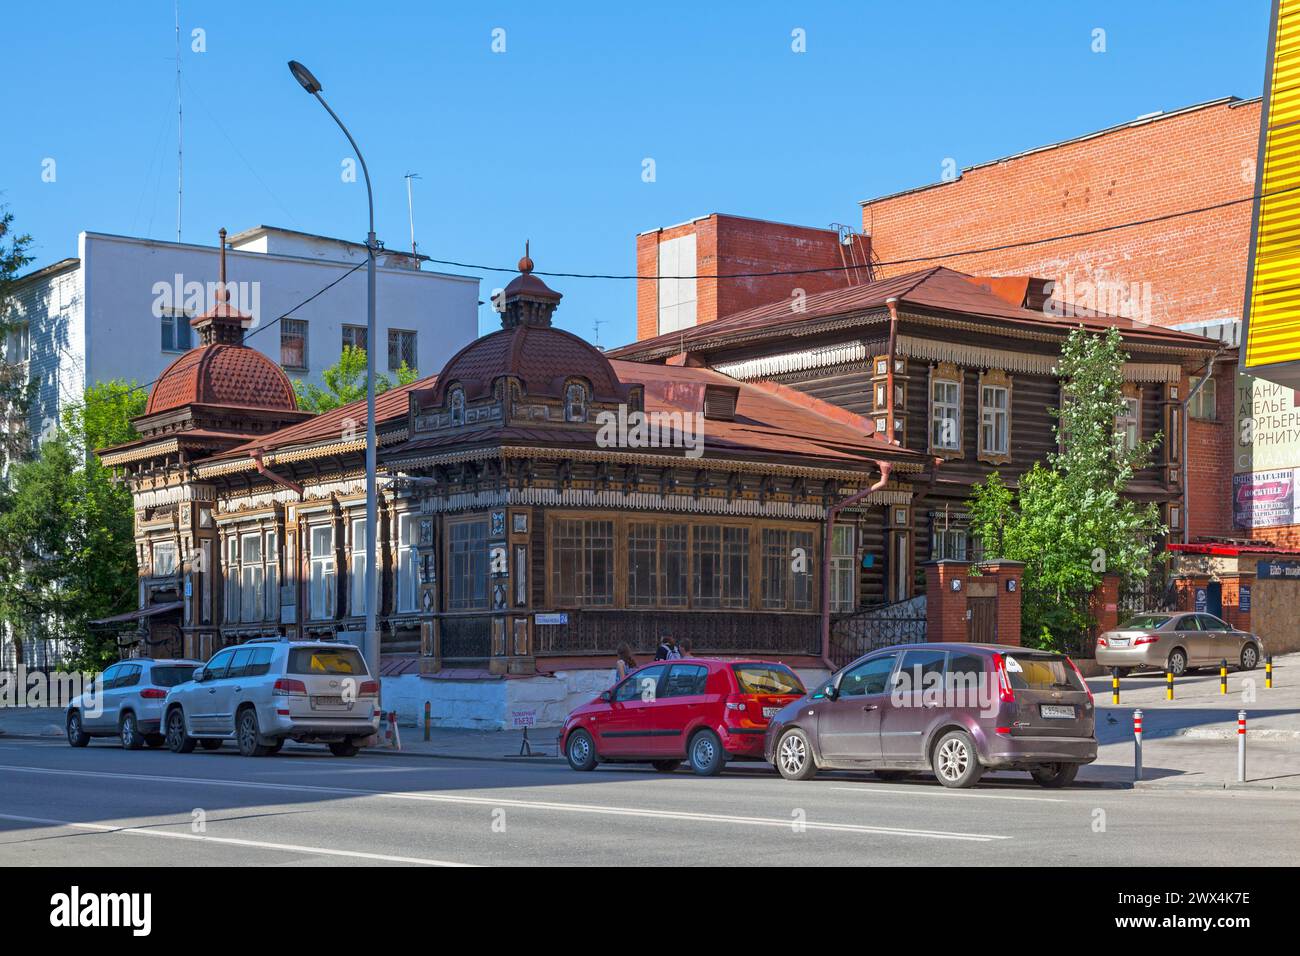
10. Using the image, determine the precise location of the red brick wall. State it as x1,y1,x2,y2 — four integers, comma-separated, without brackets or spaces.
635,215,868,341
1187,361,1237,539
862,99,1261,332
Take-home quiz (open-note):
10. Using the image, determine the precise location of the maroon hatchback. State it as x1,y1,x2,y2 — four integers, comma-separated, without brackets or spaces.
765,643,1097,788
561,658,806,775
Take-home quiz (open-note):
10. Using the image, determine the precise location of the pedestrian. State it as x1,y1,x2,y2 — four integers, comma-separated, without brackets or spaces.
654,630,677,661
614,642,637,681
679,638,694,658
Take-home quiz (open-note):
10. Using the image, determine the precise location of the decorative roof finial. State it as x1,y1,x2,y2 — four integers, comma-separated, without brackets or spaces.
518,239,533,275
217,227,230,303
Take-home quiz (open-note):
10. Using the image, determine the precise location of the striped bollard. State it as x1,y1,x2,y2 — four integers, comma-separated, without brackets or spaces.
1133,708,1143,782
1166,670,1174,701
424,700,431,741
1220,659,1228,695
1111,667,1120,705
1238,710,1246,783
1266,655,1273,690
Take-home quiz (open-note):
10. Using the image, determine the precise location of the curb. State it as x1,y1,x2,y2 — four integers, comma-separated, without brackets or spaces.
1132,779,1300,792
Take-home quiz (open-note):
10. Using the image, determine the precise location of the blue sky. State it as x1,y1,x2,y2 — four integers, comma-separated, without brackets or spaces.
2,1,1274,348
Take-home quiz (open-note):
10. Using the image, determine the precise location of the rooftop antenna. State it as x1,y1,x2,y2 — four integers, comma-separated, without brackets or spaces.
175,0,183,244
403,172,422,256
592,315,608,347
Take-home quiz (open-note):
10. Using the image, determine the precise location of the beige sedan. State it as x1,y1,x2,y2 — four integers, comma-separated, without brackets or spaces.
1095,612,1264,677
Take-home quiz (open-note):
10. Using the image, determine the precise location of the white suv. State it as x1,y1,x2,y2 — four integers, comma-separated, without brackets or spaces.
162,639,380,757
66,658,201,749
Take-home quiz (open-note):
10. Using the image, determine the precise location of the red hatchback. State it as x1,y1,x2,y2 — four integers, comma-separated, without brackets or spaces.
561,658,806,775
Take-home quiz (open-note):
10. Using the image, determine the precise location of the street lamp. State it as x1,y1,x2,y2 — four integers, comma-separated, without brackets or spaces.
287,59,380,681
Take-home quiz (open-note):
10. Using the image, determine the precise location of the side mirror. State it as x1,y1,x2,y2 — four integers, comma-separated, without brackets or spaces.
192,667,206,683
599,690,612,703
821,682,839,701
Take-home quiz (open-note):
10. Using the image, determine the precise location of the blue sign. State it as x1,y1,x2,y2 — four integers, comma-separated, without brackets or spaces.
1258,561,1300,579
1241,586,1252,613
1194,588,1208,613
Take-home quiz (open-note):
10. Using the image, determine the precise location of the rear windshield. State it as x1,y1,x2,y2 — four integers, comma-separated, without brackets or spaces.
288,647,366,676
732,664,804,696
1003,654,1085,692
149,665,197,687
1122,614,1172,630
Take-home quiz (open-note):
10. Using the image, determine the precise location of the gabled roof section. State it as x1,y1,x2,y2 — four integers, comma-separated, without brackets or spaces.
610,266,1221,362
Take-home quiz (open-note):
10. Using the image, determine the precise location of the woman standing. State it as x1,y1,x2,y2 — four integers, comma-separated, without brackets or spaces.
614,643,637,681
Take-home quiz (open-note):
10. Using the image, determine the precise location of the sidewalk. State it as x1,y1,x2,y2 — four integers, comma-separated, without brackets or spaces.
4,653,1297,785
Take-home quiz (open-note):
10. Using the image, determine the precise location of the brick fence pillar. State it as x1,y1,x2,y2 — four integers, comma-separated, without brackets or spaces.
924,560,971,644
976,560,1025,647
1089,573,1121,637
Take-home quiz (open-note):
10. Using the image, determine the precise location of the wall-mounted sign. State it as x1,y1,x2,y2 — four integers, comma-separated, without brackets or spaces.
1241,585,1252,613
535,613,568,625
950,579,962,592
1006,578,1017,593
1258,561,1300,579
1195,588,1208,613
1232,469,1296,529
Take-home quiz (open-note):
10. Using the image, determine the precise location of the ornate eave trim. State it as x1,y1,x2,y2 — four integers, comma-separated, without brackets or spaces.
192,427,410,478
387,443,923,481
897,334,1181,383
417,486,839,520
101,439,180,466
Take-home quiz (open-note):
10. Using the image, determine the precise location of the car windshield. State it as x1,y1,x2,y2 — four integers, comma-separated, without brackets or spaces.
150,665,197,687
1122,614,1172,629
288,647,366,675
1003,654,1085,692
733,664,804,695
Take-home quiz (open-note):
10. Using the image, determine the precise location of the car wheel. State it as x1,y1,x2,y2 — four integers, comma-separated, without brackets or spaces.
874,769,909,782
199,738,222,751
932,730,983,789
236,708,271,757
145,734,166,749
66,711,90,748
119,712,143,751
165,708,196,753
651,759,681,773
688,729,727,777
1167,647,1188,677
329,739,360,757
1030,762,1079,788
775,728,817,781
565,729,598,772
1240,644,1260,671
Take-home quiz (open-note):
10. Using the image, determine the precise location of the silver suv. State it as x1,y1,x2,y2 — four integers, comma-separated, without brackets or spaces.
67,658,201,750
162,639,380,757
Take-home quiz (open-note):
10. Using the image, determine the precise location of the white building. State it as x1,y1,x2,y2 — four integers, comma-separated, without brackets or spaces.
3,226,480,449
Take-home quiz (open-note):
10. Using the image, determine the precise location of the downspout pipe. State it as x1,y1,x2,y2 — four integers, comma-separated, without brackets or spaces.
1180,348,1223,544
821,461,894,671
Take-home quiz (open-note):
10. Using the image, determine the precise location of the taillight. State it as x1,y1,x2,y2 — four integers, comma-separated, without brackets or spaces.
358,680,380,697
1134,636,1157,646
273,678,307,696
139,688,167,699
1066,656,1094,703
991,653,1016,703
1097,636,1108,647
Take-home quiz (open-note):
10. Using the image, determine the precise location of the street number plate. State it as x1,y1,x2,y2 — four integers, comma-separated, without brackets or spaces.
1040,704,1075,719
762,706,779,718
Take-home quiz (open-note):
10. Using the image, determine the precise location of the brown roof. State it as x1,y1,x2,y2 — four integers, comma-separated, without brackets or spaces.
431,323,627,404
146,344,298,416
609,266,1220,360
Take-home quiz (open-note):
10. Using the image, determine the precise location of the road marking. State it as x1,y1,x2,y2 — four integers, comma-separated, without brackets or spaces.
0,764,1010,842
828,786,1069,803
0,812,474,866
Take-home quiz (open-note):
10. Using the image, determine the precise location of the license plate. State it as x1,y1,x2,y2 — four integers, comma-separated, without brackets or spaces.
1040,704,1075,720
311,695,348,710
1110,638,1129,647
762,706,779,719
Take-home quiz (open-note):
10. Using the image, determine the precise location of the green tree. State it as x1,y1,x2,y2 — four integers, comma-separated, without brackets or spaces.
0,380,145,669
0,206,36,466
968,327,1166,652
292,345,418,413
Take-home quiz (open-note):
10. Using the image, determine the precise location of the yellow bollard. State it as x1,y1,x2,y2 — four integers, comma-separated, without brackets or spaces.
1111,667,1120,705
1266,656,1273,690
1220,659,1228,695
1166,670,1174,701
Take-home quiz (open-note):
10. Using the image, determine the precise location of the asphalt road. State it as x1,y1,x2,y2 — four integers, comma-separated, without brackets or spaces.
1,738,1296,866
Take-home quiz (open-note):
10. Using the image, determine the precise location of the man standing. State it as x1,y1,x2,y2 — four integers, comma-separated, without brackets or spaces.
654,630,679,661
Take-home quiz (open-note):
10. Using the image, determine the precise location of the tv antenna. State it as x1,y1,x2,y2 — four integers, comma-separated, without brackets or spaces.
404,172,422,256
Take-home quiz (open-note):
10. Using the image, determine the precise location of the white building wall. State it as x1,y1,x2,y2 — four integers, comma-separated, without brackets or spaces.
81,230,478,403
8,263,85,445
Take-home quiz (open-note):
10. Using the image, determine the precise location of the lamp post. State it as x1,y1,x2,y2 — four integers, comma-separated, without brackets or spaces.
288,60,380,681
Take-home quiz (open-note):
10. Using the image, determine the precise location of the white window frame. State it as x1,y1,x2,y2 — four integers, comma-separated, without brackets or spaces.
240,532,264,623
565,382,588,422
349,518,368,617
1117,395,1141,453
830,525,856,613
396,512,419,612
931,378,961,451
980,384,1009,456
1189,375,1217,420
153,541,177,576
309,524,336,621
388,328,417,372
